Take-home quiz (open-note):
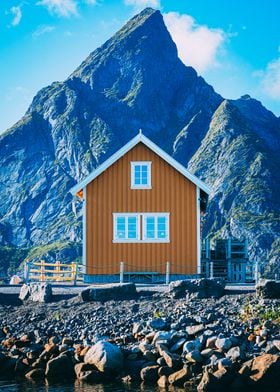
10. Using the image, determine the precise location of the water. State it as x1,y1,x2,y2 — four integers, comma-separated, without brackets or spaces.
0,380,181,392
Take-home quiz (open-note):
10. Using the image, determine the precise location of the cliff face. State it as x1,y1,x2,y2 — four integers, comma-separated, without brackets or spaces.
0,8,279,269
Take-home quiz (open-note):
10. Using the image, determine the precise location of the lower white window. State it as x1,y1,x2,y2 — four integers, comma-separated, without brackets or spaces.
113,214,140,242
113,212,169,243
143,213,169,242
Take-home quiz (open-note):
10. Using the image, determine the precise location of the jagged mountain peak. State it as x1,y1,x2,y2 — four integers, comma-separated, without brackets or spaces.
71,7,178,84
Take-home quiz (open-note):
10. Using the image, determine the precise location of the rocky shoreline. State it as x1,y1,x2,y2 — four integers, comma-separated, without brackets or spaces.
0,280,279,391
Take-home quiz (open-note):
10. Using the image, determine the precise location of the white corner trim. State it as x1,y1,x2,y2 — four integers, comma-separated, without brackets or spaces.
82,187,87,274
196,186,201,275
70,133,211,195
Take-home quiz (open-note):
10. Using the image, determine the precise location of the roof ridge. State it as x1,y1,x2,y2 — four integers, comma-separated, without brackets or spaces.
70,133,211,195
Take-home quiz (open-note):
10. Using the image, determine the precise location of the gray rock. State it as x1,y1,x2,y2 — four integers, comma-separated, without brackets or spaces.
215,337,232,351
169,279,225,299
217,357,233,369
19,283,52,303
168,366,190,386
197,370,221,392
256,280,280,298
186,324,204,336
152,331,172,345
81,283,136,302
226,346,241,361
183,339,202,353
45,353,75,379
149,318,166,330
185,350,204,363
201,348,215,358
170,337,187,352
84,341,123,373
140,365,159,383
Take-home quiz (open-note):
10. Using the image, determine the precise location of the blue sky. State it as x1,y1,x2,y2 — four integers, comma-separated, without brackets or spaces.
1,0,280,132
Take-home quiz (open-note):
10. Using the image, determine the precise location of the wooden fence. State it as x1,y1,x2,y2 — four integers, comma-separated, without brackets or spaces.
24,260,83,285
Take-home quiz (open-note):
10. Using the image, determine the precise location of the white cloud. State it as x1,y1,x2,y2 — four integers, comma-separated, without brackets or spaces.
32,25,56,37
10,6,22,26
124,0,160,10
259,56,280,99
37,0,78,17
163,12,226,73
84,0,97,4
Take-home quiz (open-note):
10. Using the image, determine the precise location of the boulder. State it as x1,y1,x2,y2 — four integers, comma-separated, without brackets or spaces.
169,278,225,299
161,350,181,369
74,363,105,382
25,368,45,380
19,283,52,303
226,346,242,362
45,353,75,380
84,341,123,373
140,365,159,383
239,353,280,388
256,279,280,298
186,324,204,336
157,375,169,388
149,318,166,330
215,337,232,351
185,350,204,363
81,283,136,302
168,366,190,386
197,370,222,392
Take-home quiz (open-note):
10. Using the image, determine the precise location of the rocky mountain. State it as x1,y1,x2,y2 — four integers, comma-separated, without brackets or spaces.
0,8,279,273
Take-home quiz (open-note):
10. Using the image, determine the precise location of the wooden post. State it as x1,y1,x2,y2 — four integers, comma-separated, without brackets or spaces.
166,261,170,285
40,260,45,282
73,262,78,286
120,261,124,284
55,261,60,282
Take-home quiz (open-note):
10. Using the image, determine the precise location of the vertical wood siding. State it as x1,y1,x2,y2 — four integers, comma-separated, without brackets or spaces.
86,143,197,275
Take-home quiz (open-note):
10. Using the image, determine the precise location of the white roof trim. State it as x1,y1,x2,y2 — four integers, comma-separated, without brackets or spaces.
70,132,211,195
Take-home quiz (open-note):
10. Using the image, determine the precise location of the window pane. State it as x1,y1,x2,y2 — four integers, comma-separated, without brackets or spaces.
141,172,148,185
116,217,126,238
141,165,148,185
146,217,155,238
127,217,137,239
157,217,167,239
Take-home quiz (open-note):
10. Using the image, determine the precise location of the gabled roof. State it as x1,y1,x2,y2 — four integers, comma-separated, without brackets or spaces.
70,131,211,195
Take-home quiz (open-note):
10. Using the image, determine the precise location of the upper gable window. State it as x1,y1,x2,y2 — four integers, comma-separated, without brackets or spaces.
131,161,152,189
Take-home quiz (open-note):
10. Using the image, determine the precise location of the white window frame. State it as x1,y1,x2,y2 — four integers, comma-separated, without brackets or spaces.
131,161,152,189
142,213,170,243
113,213,141,243
113,212,170,243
